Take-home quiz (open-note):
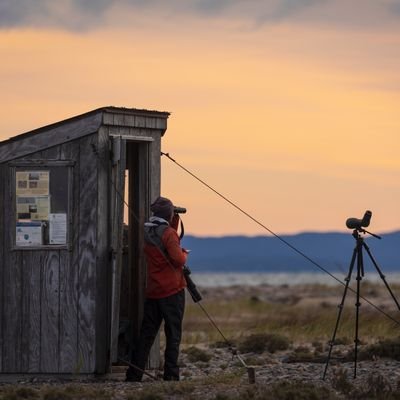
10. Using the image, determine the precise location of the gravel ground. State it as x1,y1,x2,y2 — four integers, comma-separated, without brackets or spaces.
2,347,400,399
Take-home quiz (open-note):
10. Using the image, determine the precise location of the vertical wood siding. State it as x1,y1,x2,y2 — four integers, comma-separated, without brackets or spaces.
40,251,60,372
128,142,151,355
95,127,111,373
148,135,162,367
59,141,79,373
2,163,22,372
0,135,100,373
21,251,41,372
77,134,97,373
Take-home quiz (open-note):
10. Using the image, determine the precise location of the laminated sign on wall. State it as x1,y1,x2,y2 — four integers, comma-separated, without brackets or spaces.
16,221,43,246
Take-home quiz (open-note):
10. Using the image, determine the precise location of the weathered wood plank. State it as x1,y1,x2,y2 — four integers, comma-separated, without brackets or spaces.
149,135,161,202
122,114,135,126
103,112,114,125
109,136,126,365
77,134,97,373
144,117,157,129
113,114,124,126
134,116,146,128
108,126,163,140
2,165,23,372
148,138,162,368
0,164,4,373
102,111,168,130
40,251,60,373
155,118,167,130
96,127,111,372
127,144,140,339
59,250,77,373
59,141,79,373
0,113,102,163
20,251,42,372
2,251,22,373
40,146,61,160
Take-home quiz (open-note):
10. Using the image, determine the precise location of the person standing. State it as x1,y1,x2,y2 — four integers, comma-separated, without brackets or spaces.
126,196,188,382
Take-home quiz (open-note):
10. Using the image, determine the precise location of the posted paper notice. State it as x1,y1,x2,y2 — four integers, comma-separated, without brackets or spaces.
49,213,67,244
16,171,49,196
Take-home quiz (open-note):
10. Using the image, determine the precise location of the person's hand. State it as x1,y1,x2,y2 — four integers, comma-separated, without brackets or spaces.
171,213,180,230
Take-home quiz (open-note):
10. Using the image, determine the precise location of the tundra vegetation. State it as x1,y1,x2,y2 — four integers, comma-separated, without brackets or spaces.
2,282,400,399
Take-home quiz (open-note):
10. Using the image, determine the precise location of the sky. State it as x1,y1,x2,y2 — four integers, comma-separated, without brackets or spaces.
1,0,400,236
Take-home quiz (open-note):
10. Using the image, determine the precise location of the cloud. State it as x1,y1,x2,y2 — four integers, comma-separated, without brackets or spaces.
389,0,400,14
0,0,111,30
0,0,399,31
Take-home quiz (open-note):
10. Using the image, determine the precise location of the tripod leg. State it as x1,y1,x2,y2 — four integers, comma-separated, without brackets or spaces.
353,245,363,379
363,242,400,311
323,247,357,380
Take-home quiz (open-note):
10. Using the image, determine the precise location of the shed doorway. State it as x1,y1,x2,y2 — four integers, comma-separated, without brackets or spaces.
109,138,154,367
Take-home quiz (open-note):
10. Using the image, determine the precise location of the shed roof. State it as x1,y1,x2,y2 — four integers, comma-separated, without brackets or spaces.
0,106,170,163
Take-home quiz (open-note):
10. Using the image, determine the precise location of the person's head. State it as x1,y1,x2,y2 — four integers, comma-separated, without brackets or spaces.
150,196,174,221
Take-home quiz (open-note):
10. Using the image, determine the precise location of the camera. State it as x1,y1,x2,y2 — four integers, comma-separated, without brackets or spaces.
174,206,187,214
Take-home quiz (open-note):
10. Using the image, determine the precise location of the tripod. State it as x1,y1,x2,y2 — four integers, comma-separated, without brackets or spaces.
323,228,400,379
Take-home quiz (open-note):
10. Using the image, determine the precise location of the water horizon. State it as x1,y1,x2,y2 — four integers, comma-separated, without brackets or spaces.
192,271,400,288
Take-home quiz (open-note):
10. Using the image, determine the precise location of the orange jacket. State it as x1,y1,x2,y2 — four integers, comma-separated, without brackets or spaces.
144,216,188,299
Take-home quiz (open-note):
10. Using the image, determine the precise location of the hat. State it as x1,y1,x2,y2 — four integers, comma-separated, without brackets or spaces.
150,196,174,220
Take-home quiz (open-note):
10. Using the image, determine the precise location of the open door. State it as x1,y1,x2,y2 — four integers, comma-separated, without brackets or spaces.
109,137,159,368
109,136,126,363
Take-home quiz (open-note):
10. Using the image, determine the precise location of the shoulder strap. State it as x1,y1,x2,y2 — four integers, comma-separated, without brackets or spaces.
144,224,169,256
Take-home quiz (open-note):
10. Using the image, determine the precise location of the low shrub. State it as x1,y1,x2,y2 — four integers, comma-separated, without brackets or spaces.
239,333,290,354
217,381,340,400
330,366,354,394
359,337,400,361
40,385,111,400
183,346,212,362
334,336,352,345
312,340,324,353
350,373,398,400
0,386,39,400
211,340,235,349
268,381,339,400
285,347,320,363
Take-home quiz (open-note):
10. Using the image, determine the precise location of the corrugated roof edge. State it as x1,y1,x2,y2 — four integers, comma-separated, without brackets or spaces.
0,106,171,146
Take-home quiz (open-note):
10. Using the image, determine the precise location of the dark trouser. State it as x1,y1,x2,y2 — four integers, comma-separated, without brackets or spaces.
126,290,185,381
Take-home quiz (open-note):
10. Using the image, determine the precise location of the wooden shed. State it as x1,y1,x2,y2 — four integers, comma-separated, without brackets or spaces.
0,106,169,374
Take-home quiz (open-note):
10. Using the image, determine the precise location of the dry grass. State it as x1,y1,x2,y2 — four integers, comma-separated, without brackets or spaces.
3,282,400,400
0,384,112,400
182,282,400,347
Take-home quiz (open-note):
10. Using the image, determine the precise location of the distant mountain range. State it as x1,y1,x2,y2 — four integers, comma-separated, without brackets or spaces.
182,231,400,273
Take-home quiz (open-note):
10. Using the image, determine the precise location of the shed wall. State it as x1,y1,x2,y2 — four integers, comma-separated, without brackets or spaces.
0,134,106,373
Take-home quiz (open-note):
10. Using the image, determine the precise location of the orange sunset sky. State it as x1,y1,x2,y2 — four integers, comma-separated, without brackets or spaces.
1,0,399,236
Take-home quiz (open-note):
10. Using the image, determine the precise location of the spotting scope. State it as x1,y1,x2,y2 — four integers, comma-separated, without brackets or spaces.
174,206,187,214
346,210,372,230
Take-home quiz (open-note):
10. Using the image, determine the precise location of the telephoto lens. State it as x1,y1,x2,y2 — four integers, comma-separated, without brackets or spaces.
183,266,202,302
